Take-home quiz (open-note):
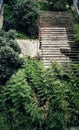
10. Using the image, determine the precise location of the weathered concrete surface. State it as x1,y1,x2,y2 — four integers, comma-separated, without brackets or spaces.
17,39,40,57
70,127,79,130
73,0,79,15
0,9,3,28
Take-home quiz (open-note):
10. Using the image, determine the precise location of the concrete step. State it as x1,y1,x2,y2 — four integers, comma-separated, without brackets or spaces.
39,11,75,67
42,51,70,54
41,42,70,47
41,35,67,38
41,50,79,54
41,49,70,52
42,54,78,58
42,60,70,67
40,32,68,34
40,27,66,30
42,59,70,64
40,40,74,43
42,56,70,60
41,37,68,40
40,33,75,37
41,44,70,47
42,60,70,66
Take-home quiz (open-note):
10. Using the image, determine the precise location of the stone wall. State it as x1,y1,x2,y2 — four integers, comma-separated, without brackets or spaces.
17,39,40,57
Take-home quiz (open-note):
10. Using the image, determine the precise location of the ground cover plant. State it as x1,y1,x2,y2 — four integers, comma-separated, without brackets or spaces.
0,57,79,130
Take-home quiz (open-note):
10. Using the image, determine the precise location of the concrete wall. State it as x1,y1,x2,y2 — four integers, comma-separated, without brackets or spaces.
70,127,79,130
0,9,3,28
17,39,40,57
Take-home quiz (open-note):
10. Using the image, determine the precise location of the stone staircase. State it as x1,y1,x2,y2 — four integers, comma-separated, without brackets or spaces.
39,11,75,67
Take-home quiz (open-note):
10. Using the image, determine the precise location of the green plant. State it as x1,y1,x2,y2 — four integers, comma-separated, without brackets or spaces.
1,56,79,130
0,69,43,130
64,64,79,127
24,58,69,130
47,0,72,11
0,30,23,85
3,0,38,38
38,1,49,11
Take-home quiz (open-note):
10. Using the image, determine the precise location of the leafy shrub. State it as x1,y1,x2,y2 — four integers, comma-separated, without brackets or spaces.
0,69,43,130
47,0,72,11
3,5,16,31
3,0,38,38
0,113,9,130
47,0,67,10
38,1,49,11
24,58,69,130
64,64,79,127
0,30,23,85
0,46,23,85
0,56,79,130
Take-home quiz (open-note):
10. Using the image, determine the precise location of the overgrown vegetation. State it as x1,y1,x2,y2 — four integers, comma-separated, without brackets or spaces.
0,30,23,85
3,0,38,38
3,0,73,38
0,57,79,130
1,0,79,130
47,0,73,11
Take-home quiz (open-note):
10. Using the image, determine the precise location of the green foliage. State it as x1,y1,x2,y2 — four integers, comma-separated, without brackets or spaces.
0,113,9,130
71,24,79,62
3,4,16,31
3,0,38,38
0,69,43,130
47,0,72,11
0,57,79,129
0,30,23,85
16,31,29,39
64,64,79,127
67,0,73,6
24,58,69,130
14,0,38,38
38,1,49,11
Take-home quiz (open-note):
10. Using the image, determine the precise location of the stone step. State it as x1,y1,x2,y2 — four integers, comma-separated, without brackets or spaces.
40,14,73,18
40,32,74,36
41,47,78,51
42,60,79,66
40,27,66,30
41,44,70,47
41,41,70,47
39,32,75,36
41,46,70,49
42,51,67,54
39,21,73,25
40,40,73,42
40,36,74,39
41,36,68,39
42,61,70,67
41,37,74,41
42,54,78,58
42,60,70,66
42,60,70,64
42,49,79,53
41,49,70,51
40,33,68,36
40,26,66,31
40,32,68,34
39,11,75,67
42,56,70,60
